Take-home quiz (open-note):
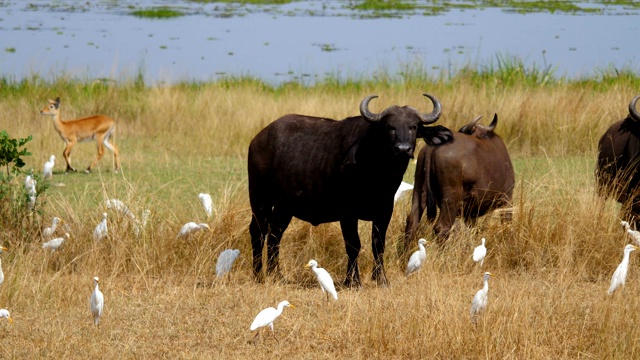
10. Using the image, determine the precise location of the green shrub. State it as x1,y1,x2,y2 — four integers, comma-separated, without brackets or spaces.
0,131,48,238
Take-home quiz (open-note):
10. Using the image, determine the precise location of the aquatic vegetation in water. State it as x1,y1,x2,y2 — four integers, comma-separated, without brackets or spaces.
130,7,186,19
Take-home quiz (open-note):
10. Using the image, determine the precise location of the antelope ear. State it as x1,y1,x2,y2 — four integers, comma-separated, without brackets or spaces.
54,97,61,108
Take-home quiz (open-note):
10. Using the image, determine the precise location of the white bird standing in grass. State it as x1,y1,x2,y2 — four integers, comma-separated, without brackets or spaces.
0,246,8,286
198,193,213,218
394,181,414,203
93,213,108,242
250,300,294,344
25,174,34,191
90,277,104,326
176,222,210,239
471,272,493,324
608,244,639,295
0,309,13,324
133,209,151,237
27,178,37,210
473,238,487,267
405,238,428,276
43,155,55,180
305,259,338,301
42,233,70,253
621,221,640,246
105,199,135,219
216,249,241,278
42,217,63,237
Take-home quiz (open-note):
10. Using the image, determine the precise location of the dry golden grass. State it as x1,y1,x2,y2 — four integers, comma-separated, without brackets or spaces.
0,80,639,358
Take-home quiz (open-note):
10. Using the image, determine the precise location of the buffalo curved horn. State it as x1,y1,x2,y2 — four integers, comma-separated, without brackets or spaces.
421,93,442,124
629,95,640,122
459,116,483,134
487,113,498,132
360,95,381,123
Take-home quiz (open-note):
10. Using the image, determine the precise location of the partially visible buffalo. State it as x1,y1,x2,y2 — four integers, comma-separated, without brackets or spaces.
404,114,515,247
596,95,640,225
248,93,453,287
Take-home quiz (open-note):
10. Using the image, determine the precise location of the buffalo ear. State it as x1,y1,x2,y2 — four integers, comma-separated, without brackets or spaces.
419,125,454,146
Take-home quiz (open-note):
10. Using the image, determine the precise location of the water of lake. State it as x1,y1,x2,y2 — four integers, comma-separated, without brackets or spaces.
0,1,638,85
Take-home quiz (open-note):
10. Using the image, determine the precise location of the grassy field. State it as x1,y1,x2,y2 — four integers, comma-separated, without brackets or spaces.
0,73,640,358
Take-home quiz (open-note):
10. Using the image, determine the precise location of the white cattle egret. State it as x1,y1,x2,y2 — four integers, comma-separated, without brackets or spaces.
0,309,12,324
608,244,639,295
216,249,241,278
621,221,640,246
394,181,414,203
0,246,7,286
42,233,70,253
198,193,213,218
105,199,135,219
405,238,428,276
473,238,487,266
90,277,104,326
43,155,55,180
471,272,493,324
133,209,151,237
27,179,37,209
250,300,294,344
176,222,210,239
305,259,338,301
93,213,108,242
25,174,35,191
42,217,63,237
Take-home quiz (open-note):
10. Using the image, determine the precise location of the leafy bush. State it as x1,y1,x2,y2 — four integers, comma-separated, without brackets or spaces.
0,131,48,238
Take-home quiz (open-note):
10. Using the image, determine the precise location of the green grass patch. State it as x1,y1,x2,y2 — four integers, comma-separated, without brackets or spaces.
501,0,602,14
188,0,294,4
130,7,185,19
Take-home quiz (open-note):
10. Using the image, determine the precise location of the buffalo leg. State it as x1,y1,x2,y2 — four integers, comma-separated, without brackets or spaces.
340,219,361,288
266,210,292,279
404,186,427,255
249,213,269,282
404,149,429,255
371,219,390,287
435,188,460,239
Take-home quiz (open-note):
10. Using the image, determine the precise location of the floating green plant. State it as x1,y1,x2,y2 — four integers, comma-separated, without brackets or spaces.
130,7,185,19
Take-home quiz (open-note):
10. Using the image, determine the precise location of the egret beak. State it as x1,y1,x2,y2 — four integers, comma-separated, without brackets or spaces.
7,317,12,324
289,304,295,309
0,246,7,252
304,264,310,269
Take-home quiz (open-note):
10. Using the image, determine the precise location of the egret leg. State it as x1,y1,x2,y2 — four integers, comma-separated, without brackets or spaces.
270,324,279,344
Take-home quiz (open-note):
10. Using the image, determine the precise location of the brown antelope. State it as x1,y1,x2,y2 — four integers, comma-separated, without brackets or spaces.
40,97,121,173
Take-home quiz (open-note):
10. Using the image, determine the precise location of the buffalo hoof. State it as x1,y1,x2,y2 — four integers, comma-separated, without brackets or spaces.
253,273,265,284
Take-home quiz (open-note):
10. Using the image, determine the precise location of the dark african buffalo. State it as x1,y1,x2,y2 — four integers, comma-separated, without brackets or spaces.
595,95,640,226
404,114,515,246
248,93,453,287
